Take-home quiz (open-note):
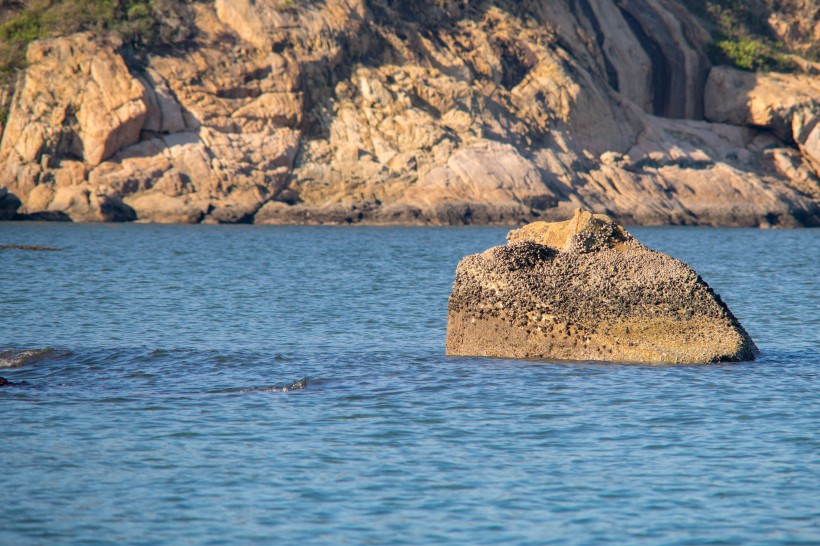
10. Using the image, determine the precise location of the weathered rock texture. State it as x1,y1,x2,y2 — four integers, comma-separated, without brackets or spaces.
0,0,819,224
446,209,758,363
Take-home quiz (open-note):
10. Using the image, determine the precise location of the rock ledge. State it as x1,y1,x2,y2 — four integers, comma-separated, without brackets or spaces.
446,209,758,364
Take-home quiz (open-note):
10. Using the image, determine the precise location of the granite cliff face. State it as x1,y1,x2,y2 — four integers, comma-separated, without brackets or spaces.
446,209,759,363
0,0,819,225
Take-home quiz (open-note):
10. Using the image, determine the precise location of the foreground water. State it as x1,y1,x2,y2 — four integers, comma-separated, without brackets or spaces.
1,223,818,545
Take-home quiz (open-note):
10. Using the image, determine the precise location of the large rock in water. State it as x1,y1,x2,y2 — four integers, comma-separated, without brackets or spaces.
446,209,758,364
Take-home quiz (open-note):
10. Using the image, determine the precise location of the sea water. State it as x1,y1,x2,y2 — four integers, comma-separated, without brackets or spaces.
1,223,818,545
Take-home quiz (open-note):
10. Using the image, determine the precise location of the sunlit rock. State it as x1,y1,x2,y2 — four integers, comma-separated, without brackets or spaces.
446,209,758,364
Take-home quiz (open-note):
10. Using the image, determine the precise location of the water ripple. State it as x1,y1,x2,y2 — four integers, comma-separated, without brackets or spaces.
212,377,310,394
0,348,60,368
0,225,818,545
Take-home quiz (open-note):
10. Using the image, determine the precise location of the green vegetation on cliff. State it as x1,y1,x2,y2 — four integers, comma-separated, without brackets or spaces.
686,0,802,71
1,0,815,80
0,0,194,82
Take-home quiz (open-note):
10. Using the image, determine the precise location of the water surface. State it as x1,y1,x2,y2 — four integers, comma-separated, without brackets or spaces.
1,223,818,544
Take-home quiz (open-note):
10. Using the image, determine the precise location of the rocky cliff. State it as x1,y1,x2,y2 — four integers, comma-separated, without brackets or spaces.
0,0,819,225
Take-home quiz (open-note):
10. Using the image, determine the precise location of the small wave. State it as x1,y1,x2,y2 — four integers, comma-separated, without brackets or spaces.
0,348,55,368
214,377,309,394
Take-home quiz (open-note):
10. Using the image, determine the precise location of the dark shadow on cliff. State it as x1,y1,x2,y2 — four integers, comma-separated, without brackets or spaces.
0,189,22,220
11,211,72,222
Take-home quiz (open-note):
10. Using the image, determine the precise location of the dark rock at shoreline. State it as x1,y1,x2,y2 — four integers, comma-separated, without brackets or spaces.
446,209,758,364
0,188,21,220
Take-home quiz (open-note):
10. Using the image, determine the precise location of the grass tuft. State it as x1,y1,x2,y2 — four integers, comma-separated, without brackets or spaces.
685,0,802,72
0,0,195,83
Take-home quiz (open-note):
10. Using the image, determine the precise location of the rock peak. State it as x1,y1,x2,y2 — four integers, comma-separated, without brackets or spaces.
506,208,636,254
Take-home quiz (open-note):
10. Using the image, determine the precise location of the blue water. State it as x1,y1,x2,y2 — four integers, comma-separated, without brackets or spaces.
1,224,818,545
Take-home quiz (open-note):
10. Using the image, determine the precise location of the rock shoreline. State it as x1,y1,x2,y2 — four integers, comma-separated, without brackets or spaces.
0,197,815,227
0,1,818,226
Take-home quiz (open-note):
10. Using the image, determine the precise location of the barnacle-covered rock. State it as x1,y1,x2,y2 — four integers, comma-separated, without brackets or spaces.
446,209,758,364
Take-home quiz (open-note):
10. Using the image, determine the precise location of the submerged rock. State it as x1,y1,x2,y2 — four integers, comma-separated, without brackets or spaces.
446,209,758,364
0,244,61,251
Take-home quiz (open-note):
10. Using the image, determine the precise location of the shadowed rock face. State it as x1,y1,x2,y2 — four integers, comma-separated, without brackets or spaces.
446,209,758,364
0,187,21,220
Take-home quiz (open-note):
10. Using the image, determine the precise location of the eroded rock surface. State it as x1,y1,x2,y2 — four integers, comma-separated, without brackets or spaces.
0,1,818,225
705,66,820,201
446,209,758,364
